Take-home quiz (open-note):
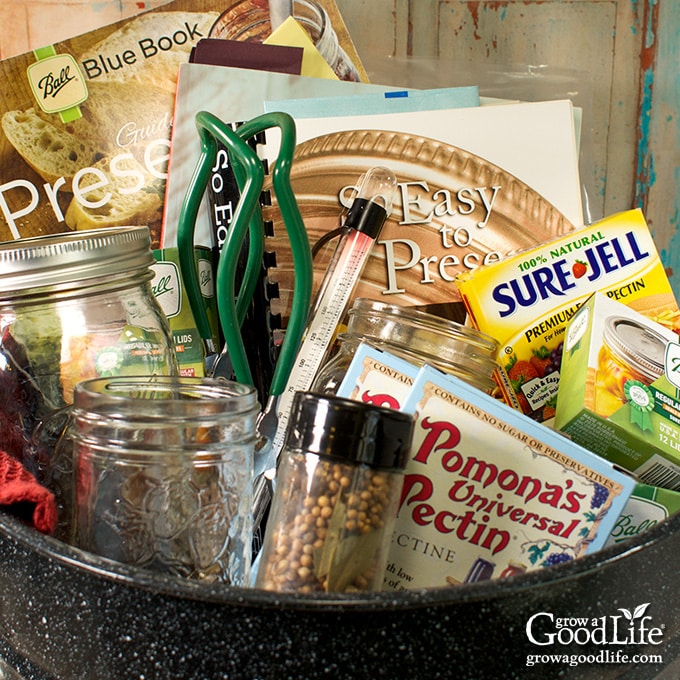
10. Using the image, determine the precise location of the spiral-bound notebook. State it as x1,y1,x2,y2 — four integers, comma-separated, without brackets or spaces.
160,63,408,393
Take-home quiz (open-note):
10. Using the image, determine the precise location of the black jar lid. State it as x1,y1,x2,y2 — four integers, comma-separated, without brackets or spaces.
283,392,415,470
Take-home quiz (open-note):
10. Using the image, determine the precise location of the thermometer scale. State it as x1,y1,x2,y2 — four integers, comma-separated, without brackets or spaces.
269,166,397,459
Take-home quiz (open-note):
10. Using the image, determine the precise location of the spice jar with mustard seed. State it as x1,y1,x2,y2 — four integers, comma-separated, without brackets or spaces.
255,391,415,594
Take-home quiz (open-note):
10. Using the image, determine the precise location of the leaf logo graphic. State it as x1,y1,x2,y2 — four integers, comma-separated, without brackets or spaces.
619,603,650,621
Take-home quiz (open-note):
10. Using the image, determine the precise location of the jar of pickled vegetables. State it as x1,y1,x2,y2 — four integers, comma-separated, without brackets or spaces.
595,315,668,418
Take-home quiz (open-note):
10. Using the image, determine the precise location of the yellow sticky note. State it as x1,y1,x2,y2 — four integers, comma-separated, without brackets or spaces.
264,16,339,80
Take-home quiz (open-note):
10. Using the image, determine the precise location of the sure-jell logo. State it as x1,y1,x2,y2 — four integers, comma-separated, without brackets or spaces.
492,230,651,318
27,52,88,115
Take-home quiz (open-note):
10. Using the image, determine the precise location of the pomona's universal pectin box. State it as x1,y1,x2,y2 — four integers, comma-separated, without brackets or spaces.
335,341,420,409
555,292,680,490
382,364,635,591
455,209,680,423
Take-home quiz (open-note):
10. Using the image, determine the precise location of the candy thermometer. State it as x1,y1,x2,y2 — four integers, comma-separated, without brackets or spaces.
257,165,397,475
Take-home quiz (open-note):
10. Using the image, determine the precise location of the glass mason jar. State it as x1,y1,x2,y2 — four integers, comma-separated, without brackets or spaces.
209,0,362,82
0,226,178,524
594,315,669,418
313,298,500,395
256,391,414,593
72,376,259,585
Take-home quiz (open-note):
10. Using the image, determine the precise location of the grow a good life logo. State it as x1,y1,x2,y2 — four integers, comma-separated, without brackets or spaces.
525,603,665,669
527,603,664,646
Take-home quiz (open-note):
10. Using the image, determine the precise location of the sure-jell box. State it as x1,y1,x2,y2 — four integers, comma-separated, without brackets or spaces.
455,209,680,423
383,365,635,591
555,292,680,489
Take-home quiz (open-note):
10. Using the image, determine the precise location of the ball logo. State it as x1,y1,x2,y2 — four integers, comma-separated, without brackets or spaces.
151,261,181,318
198,258,215,298
27,52,88,116
664,341,680,391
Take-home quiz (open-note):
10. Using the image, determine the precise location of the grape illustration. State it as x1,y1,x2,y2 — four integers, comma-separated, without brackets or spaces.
550,342,564,371
591,483,609,509
543,553,573,567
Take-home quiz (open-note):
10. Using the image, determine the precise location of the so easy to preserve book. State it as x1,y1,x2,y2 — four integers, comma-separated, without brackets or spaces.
260,97,584,324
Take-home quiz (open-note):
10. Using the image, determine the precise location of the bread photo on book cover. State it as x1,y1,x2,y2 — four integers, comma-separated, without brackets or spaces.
2,79,173,179
1,77,173,245
64,155,164,236
1,107,105,186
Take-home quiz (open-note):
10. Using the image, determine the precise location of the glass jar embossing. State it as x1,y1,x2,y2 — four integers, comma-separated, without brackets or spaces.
73,376,259,585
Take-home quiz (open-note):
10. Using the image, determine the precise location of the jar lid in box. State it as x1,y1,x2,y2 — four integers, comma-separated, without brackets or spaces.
0,226,154,296
603,315,668,382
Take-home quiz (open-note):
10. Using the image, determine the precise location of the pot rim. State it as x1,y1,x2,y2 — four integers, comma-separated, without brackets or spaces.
1,507,672,611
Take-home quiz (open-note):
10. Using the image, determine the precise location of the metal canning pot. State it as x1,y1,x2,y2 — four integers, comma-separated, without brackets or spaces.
1,511,679,679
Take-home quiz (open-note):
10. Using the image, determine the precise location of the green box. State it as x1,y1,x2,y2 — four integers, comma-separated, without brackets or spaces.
605,482,680,547
151,246,220,377
555,292,680,489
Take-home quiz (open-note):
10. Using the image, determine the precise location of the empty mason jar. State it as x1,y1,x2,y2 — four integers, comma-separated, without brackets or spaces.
73,376,259,585
0,226,178,537
313,298,500,395
0,226,177,461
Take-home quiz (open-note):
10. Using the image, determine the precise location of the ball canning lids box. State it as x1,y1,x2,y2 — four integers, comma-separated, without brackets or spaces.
555,292,680,491
152,246,220,378
383,364,635,591
604,482,680,549
455,208,680,423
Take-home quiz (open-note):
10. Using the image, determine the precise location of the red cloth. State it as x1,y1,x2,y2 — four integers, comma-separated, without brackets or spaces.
0,449,57,534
